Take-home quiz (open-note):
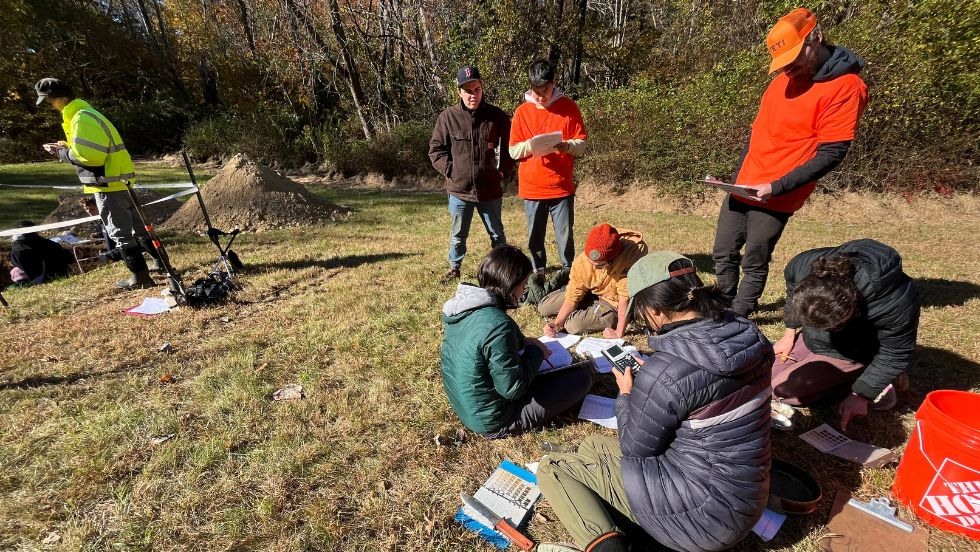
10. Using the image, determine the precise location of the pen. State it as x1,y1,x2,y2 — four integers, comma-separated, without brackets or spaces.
544,358,556,370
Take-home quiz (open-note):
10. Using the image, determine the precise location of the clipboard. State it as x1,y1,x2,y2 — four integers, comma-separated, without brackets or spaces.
699,176,760,199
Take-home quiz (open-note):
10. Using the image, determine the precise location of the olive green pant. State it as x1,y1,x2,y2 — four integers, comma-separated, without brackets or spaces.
537,435,637,548
538,288,617,335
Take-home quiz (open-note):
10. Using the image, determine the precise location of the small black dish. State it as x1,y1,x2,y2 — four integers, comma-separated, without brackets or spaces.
768,458,822,515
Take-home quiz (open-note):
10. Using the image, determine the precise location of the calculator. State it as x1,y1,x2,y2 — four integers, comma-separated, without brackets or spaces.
600,344,640,375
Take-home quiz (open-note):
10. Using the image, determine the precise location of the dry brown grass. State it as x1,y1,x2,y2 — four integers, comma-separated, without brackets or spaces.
1,180,978,551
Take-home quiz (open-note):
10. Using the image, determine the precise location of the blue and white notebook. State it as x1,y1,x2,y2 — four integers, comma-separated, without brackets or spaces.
455,460,541,549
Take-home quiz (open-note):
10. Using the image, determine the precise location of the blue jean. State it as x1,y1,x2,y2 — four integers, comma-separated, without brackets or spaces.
448,194,506,269
524,195,575,271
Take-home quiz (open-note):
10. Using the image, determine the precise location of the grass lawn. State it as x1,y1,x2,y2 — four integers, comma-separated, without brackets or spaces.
0,172,978,550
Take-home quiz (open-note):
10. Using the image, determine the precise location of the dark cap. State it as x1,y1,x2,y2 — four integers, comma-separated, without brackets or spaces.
456,66,481,87
34,78,72,105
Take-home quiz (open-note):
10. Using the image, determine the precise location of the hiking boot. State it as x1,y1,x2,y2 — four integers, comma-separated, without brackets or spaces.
439,268,461,284
116,270,156,290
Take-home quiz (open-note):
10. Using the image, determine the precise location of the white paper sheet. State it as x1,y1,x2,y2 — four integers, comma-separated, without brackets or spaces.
750,508,786,542
575,337,626,358
578,394,618,429
529,131,563,157
539,332,581,348
124,297,172,316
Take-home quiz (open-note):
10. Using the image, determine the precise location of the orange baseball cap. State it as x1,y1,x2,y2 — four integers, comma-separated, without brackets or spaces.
766,8,818,74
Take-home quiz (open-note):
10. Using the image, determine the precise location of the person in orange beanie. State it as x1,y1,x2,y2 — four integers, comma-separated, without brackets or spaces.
540,224,647,338
712,8,868,317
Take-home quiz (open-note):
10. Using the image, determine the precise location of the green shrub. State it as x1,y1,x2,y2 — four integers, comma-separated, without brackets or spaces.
183,107,314,167
320,121,433,177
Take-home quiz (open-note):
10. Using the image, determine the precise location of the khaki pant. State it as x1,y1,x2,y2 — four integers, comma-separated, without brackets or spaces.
537,435,637,548
538,288,616,335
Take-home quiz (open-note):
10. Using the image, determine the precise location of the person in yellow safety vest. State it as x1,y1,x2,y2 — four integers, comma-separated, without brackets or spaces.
35,78,164,289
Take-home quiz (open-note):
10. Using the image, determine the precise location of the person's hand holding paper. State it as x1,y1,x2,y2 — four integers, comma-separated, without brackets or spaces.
529,131,563,157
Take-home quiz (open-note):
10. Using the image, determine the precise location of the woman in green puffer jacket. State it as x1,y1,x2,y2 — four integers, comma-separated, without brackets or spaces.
440,245,593,438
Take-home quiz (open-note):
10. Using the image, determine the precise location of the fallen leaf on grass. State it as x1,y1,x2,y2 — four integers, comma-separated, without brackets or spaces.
151,433,176,445
41,531,60,544
255,362,268,372
219,316,230,323
272,384,304,401
42,356,58,363
159,342,174,354
159,373,176,384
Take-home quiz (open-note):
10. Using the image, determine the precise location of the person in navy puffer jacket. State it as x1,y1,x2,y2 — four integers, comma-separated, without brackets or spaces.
537,252,773,552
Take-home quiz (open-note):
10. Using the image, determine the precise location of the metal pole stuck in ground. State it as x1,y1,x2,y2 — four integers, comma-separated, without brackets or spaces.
122,182,185,300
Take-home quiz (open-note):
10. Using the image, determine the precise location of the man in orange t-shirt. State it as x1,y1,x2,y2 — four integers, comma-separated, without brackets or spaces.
712,8,868,317
510,59,588,276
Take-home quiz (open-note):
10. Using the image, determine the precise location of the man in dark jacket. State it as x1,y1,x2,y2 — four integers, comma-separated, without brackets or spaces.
429,66,514,283
712,8,869,317
772,239,921,430
9,221,74,284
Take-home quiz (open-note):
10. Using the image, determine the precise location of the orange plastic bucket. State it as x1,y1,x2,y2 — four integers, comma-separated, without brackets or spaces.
893,390,980,539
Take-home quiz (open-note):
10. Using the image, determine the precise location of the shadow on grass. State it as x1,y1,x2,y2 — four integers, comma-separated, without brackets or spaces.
916,277,980,308
247,252,417,272
0,363,132,391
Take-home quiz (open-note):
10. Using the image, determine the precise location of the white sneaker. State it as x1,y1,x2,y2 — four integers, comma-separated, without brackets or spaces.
872,384,898,411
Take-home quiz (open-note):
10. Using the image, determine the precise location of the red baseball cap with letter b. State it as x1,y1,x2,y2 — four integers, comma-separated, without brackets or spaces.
766,8,818,74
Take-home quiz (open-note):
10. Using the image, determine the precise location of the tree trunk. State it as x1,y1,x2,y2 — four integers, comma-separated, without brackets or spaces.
327,0,374,138
235,0,259,58
417,2,445,99
572,0,587,91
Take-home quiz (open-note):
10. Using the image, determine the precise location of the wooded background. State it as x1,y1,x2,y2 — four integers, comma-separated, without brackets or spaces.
2,0,977,192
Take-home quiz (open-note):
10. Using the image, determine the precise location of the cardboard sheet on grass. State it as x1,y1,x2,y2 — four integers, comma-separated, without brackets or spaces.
820,491,928,552
162,154,349,233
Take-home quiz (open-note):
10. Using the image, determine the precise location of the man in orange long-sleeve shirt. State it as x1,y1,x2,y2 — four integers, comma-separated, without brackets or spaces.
509,59,587,277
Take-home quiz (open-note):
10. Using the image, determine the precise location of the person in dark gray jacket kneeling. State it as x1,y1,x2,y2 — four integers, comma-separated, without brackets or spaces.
537,252,773,552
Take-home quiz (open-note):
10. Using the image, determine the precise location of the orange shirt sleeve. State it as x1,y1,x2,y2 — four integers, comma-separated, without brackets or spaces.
564,257,591,305
510,105,532,146
816,79,868,143
565,101,588,140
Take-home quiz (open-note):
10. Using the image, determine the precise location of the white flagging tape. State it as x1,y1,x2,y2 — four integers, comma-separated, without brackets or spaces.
0,186,199,237
0,182,197,190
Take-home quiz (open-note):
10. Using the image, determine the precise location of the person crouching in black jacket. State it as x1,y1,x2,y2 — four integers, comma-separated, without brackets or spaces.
537,252,773,552
771,239,920,431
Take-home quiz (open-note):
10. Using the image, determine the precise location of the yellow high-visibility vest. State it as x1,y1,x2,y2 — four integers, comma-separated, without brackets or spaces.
60,99,135,193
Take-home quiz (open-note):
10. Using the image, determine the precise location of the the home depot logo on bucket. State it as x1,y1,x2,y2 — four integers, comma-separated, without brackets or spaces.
919,458,980,532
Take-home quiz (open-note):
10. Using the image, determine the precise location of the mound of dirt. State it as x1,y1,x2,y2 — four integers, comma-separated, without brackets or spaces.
162,154,349,233
42,190,181,236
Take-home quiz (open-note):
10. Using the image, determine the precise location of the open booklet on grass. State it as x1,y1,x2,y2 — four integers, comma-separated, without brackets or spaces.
537,340,574,373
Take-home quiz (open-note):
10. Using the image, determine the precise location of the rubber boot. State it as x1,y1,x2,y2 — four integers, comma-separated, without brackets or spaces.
138,237,164,273
117,246,156,289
